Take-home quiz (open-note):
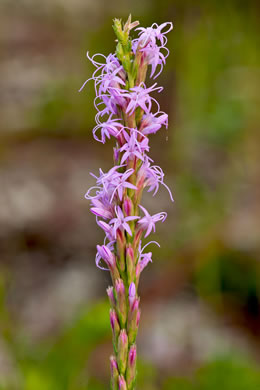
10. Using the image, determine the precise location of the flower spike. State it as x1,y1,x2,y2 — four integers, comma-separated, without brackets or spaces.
80,16,173,388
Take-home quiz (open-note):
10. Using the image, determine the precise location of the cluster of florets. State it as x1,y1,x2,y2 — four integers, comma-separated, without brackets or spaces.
82,22,173,273
80,18,173,390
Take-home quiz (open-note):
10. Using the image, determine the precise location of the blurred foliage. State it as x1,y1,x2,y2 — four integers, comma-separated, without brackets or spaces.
32,79,96,137
195,246,260,308
0,291,111,390
163,357,260,390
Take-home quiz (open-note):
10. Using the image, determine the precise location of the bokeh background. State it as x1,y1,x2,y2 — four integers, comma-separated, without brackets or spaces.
0,0,260,389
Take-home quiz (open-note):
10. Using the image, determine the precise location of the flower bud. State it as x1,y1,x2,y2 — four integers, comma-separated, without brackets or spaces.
122,197,133,216
117,330,128,375
116,230,126,273
107,286,116,308
133,229,142,253
135,263,141,288
127,298,140,344
115,279,127,327
136,309,141,327
110,309,120,348
126,245,135,284
118,375,127,390
110,355,119,390
113,18,132,72
126,344,137,388
128,282,136,310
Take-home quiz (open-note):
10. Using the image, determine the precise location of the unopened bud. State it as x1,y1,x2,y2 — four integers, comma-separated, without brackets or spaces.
126,344,137,388
116,42,124,61
122,197,133,216
128,282,136,310
107,286,116,308
133,229,142,253
126,245,135,284
115,279,127,327
110,309,120,348
135,172,145,204
110,355,119,390
116,230,126,273
113,18,131,58
127,298,140,344
113,19,124,40
118,375,127,390
117,329,128,375
135,263,141,288
136,309,141,327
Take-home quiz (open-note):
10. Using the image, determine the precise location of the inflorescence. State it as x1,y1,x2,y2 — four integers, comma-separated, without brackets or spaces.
80,16,173,390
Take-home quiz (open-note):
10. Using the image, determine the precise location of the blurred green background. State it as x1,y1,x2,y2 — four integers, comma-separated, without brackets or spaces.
0,0,260,389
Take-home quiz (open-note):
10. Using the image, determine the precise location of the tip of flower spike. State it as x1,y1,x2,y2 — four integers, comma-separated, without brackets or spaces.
124,14,140,33
113,16,139,46
112,18,124,41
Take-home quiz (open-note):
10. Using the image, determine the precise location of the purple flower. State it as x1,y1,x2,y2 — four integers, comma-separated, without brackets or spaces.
88,165,137,205
94,93,119,116
107,86,127,109
143,44,169,78
110,169,137,202
79,52,126,95
139,251,152,272
120,130,149,163
89,193,114,219
137,240,160,273
140,111,168,135
135,22,173,47
139,160,174,201
122,83,163,115
90,200,113,219
138,205,167,237
98,65,126,94
93,115,123,143
91,165,122,192
109,206,139,237
96,243,116,270
97,220,114,240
